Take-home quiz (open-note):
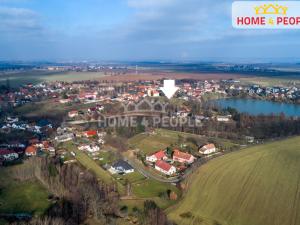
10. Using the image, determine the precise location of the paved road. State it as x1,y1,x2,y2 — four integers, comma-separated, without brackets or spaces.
123,156,181,183
124,152,224,184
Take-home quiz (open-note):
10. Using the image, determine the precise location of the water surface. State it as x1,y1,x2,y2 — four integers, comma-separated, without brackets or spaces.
214,98,300,117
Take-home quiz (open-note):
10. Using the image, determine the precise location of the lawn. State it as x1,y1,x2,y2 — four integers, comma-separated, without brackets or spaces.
168,136,300,225
0,181,51,216
0,168,51,218
129,129,199,155
61,142,126,194
114,172,146,185
62,142,113,184
132,178,178,199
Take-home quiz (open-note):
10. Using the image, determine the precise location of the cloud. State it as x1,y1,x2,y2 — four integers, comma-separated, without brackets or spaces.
0,7,41,32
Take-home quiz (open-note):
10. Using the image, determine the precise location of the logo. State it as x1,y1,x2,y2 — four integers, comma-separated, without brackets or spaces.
254,4,288,15
232,1,300,29
92,99,202,128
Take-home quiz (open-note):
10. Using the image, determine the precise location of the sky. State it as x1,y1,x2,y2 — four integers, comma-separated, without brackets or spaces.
0,0,299,62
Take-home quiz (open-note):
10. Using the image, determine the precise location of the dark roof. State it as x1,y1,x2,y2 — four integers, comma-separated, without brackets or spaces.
112,160,133,171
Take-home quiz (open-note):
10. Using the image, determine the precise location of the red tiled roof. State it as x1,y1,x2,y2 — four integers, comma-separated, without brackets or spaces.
153,150,166,160
173,149,193,160
42,141,50,148
155,160,172,172
25,146,37,154
86,130,97,136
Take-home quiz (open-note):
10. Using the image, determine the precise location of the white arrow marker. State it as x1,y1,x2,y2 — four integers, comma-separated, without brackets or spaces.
160,79,179,99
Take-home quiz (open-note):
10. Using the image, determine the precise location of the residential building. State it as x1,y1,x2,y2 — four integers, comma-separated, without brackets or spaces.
173,149,195,164
0,150,19,161
111,160,134,174
146,150,167,162
68,110,79,118
25,146,37,156
78,144,100,153
155,160,176,175
199,143,216,155
55,133,75,143
84,130,98,138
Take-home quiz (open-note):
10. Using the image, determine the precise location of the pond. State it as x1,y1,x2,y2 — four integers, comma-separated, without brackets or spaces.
214,98,300,117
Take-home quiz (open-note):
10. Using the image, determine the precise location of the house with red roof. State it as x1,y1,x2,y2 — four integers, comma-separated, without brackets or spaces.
146,150,167,163
155,160,176,175
0,150,19,161
84,130,98,138
68,110,79,118
173,149,195,164
25,146,37,156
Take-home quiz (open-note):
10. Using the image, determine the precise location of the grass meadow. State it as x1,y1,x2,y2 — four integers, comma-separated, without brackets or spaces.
168,136,300,225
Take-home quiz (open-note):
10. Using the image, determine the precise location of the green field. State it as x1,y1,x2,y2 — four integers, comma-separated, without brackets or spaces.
61,142,113,183
0,168,51,217
132,179,178,199
61,142,126,194
0,70,107,87
129,129,199,154
15,99,97,119
168,136,300,225
240,76,300,87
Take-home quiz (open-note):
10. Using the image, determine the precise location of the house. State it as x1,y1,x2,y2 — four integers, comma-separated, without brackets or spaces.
173,149,195,164
78,144,100,153
146,150,167,163
47,147,56,155
84,130,98,138
199,143,216,155
111,160,134,174
25,146,37,156
59,98,71,104
155,160,176,175
68,110,79,118
0,150,19,161
216,115,231,122
55,133,74,143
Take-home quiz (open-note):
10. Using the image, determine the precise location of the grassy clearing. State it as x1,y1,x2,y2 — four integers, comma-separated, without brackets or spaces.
62,142,113,183
61,142,126,194
0,168,51,217
132,179,178,199
128,129,199,154
168,136,300,225
114,172,146,185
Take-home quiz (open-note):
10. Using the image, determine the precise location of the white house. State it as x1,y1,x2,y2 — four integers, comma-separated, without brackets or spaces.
172,149,195,164
68,111,79,118
55,133,74,143
146,150,167,163
199,143,217,155
216,115,231,122
0,150,19,161
155,160,176,175
78,144,100,153
110,160,134,174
